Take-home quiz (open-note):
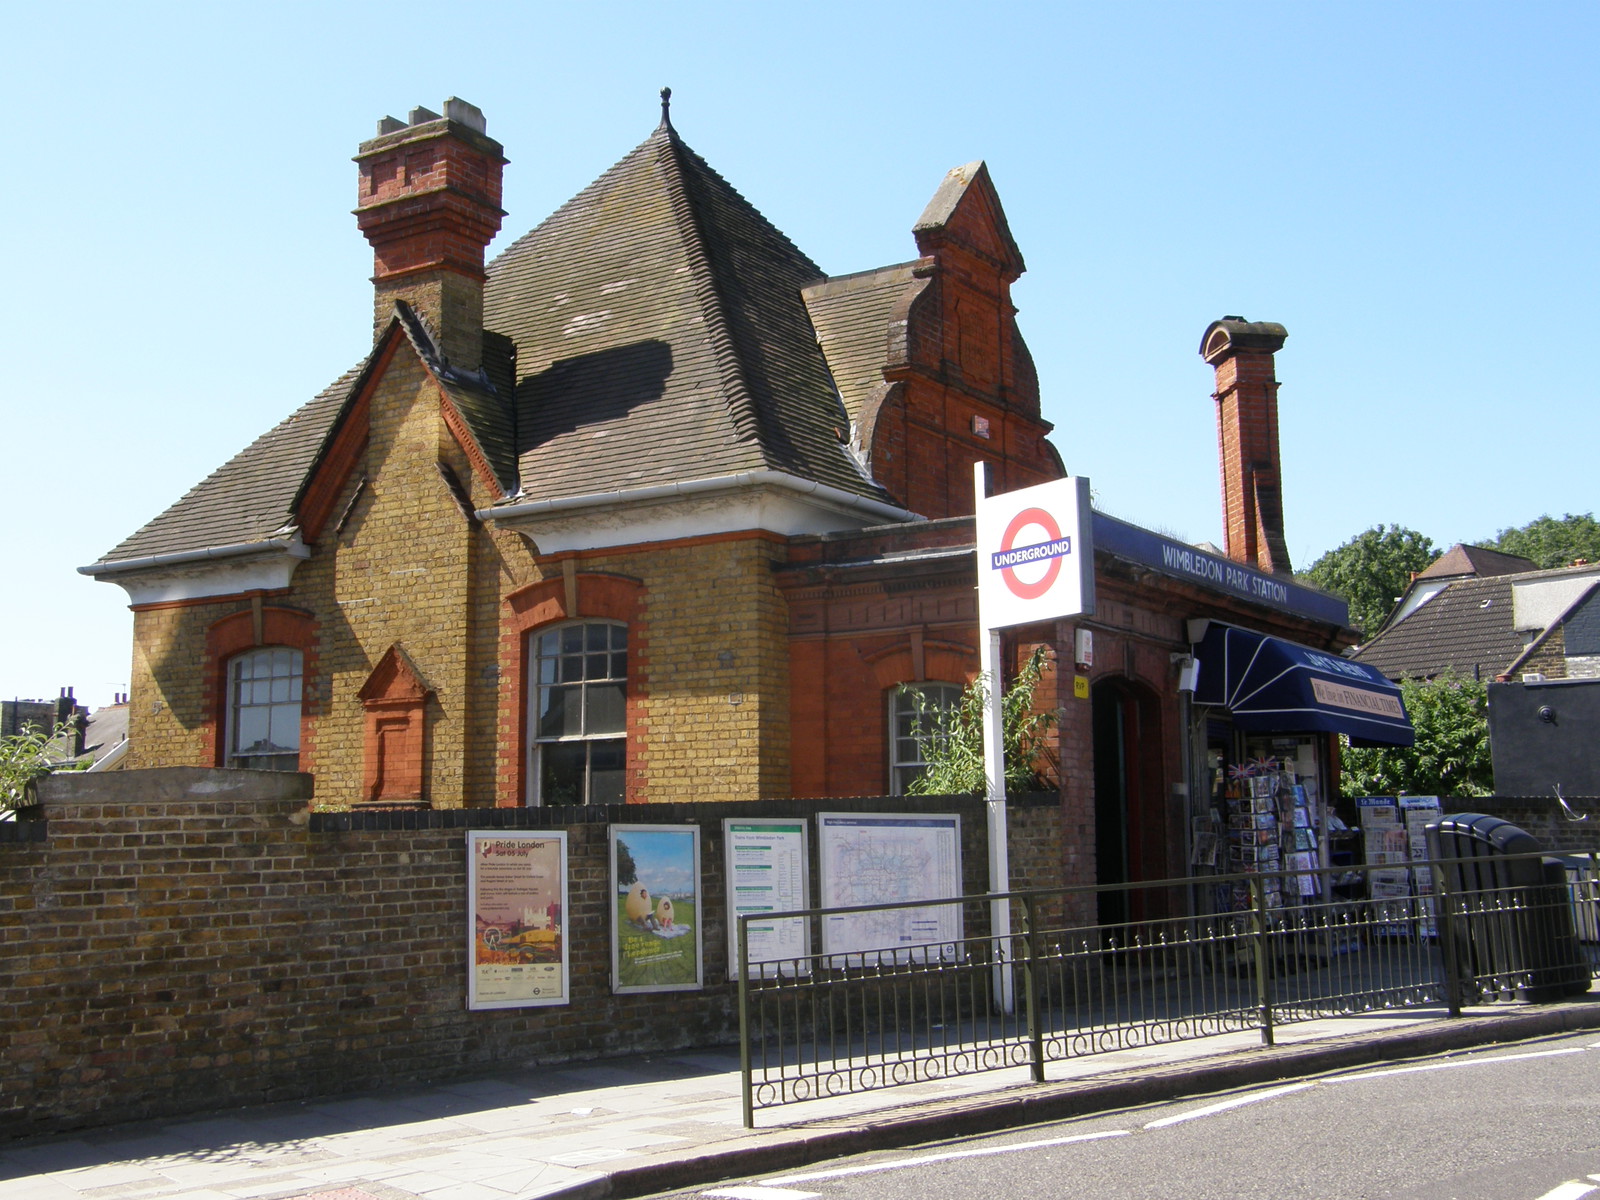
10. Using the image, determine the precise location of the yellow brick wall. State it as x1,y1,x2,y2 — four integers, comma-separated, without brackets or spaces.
122,348,797,806
126,601,233,768
297,353,477,805
504,534,793,804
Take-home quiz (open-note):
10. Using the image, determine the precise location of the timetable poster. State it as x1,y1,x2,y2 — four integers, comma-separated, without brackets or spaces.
466,831,569,1010
724,818,811,978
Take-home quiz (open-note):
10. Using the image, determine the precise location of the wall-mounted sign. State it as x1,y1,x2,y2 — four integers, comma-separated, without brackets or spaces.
975,475,1095,630
610,824,703,993
1093,510,1348,626
817,812,962,964
724,818,810,979
466,831,569,1010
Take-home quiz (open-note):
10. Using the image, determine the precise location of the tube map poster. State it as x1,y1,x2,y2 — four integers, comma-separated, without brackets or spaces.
466,830,568,1010
817,812,962,963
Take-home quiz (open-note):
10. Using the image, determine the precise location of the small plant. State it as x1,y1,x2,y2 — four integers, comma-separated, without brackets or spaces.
0,721,70,818
904,646,1058,796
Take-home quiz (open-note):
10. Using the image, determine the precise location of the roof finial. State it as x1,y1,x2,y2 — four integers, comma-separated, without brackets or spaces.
659,86,673,129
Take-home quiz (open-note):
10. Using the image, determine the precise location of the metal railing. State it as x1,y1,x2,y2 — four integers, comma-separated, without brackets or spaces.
736,851,1600,1126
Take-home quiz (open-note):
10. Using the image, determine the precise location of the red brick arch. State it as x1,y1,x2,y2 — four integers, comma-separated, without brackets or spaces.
202,606,318,769
497,572,645,807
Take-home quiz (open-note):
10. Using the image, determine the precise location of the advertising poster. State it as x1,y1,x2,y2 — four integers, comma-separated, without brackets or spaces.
817,812,962,963
724,818,810,978
611,825,703,993
466,830,568,1010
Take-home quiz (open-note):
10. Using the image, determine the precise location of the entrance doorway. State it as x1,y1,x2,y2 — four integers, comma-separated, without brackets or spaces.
1091,676,1167,926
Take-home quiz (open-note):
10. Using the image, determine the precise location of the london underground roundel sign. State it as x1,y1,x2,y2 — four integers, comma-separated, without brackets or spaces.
975,475,1094,631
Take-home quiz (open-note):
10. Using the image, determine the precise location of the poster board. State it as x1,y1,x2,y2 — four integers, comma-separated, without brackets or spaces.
817,812,962,963
466,830,569,1010
723,817,810,979
610,824,703,993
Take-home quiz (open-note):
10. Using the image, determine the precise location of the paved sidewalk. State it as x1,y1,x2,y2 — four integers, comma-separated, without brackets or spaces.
6,998,1600,1200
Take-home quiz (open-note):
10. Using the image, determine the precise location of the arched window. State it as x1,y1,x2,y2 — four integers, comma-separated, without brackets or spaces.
226,647,303,771
888,682,965,794
529,621,627,804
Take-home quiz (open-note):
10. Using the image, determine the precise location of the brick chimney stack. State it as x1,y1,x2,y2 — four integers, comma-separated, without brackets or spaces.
354,98,506,372
1200,317,1292,575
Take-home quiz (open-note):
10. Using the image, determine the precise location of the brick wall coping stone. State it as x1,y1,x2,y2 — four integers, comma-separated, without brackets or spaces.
306,790,1062,833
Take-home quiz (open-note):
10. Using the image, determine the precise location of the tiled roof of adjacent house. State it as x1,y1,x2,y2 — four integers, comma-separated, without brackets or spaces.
1417,543,1536,580
803,264,918,429
96,362,368,564
483,120,888,507
1352,575,1527,681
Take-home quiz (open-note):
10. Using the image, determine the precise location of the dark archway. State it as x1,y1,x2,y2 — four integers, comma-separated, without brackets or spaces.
1091,676,1168,926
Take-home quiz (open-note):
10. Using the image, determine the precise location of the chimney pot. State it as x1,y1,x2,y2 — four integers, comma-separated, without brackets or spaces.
442,97,487,133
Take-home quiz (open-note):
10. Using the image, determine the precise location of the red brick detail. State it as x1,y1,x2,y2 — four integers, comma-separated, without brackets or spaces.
496,574,645,807
354,124,505,284
435,393,502,497
297,338,391,542
356,646,433,802
860,640,979,691
1204,326,1292,575
201,607,318,769
862,167,1061,518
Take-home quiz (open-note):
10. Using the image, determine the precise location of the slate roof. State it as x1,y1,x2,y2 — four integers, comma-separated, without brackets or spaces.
1354,564,1600,681
92,115,897,569
96,362,368,564
1352,575,1528,681
802,264,918,428
484,118,886,506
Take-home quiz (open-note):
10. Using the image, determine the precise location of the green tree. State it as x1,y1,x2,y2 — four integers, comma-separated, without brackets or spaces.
1488,512,1600,570
0,722,67,817
904,646,1057,796
1339,672,1493,798
614,839,638,887
1301,525,1438,637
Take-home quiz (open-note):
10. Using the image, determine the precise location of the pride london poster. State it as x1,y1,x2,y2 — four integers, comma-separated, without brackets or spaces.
610,824,703,993
466,831,569,1010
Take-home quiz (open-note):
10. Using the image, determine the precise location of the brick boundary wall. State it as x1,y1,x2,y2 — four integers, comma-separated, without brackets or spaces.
2,769,1062,1139
1440,796,1600,852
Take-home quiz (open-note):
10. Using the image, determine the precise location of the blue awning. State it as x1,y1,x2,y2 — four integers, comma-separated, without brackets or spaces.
1192,622,1414,747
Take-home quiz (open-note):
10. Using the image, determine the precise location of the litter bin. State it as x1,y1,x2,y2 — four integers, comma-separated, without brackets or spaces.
1425,813,1590,1003
1551,853,1600,944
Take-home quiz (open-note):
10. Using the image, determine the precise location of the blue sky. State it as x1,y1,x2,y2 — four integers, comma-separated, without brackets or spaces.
616,830,697,896
4,1,1596,708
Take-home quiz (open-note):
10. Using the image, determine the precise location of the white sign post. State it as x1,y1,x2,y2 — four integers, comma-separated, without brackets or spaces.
973,466,1094,1013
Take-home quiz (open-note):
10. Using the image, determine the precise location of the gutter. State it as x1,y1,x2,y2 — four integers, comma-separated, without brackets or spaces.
79,536,309,578
477,470,918,526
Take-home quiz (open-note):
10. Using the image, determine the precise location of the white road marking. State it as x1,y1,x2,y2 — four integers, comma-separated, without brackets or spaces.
1532,1182,1596,1200
763,1129,1131,1185
704,1188,822,1200
1327,1047,1587,1083
1142,1082,1315,1129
